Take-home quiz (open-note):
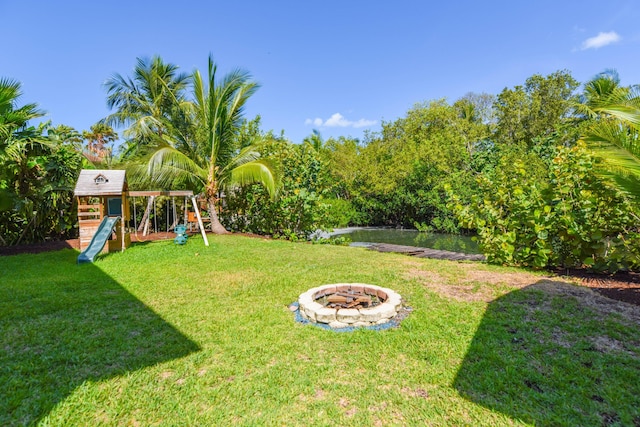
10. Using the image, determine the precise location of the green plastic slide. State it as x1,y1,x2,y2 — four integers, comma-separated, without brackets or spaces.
77,216,119,264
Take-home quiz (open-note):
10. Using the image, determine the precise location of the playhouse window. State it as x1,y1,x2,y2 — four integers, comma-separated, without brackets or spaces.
107,197,122,216
94,174,109,184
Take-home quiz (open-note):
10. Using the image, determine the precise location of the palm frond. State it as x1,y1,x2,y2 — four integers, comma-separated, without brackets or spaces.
0,79,45,141
103,56,189,143
582,119,640,158
592,105,640,127
588,141,640,178
145,146,207,190
584,134,640,200
225,159,279,200
195,55,261,170
219,145,261,175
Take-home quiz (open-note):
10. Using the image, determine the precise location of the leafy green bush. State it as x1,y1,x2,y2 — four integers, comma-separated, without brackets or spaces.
0,125,84,245
223,139,331,239
311,235,352,245
322,198,363,228
450,143,640,272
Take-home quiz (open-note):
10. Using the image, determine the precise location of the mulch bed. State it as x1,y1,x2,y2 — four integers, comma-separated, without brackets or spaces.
555,268,640,307
2,238,639,307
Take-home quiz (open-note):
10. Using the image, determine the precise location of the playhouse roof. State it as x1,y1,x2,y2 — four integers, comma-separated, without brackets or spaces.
74,169,127,197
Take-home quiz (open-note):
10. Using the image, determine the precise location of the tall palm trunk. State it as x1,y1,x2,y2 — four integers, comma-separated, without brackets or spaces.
206,172,229,234
207,197,229,234
206,177,228,234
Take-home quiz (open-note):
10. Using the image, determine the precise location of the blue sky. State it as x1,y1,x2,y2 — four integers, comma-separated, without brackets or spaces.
3,0,640,144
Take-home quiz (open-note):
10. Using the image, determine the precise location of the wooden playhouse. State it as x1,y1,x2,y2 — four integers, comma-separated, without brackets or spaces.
74,169,130,254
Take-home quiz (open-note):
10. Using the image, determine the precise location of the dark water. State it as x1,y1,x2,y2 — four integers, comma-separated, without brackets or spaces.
332,228,480,254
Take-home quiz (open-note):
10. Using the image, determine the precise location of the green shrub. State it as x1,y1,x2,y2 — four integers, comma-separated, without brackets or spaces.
223,139,331,239
321,198,362,228
450,143,640,272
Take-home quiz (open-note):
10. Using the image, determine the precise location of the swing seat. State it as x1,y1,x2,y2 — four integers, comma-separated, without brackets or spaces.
174,235,188,245
188,212,211,231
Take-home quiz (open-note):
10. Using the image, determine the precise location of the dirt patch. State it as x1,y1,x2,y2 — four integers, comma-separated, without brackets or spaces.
406,258,640,307
530,280,640,327
458,264,553,288
560,269,640,307
590,336,635,356
401,387,429,399
406,267,550,303
550,328,573,349
406,268,480,301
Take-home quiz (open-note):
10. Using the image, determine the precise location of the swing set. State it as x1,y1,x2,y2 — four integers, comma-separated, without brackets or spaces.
128,190,209,246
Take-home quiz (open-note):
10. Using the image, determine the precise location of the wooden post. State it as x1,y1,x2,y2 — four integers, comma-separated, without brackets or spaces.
121,196,126,252
142,196,154,236
191,196,209,247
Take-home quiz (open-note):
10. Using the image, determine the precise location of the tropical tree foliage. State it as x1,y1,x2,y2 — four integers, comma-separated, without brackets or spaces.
0,79,84,245
4,61,640,274
109,55,278,233
104,56,190,144
324,99,489,232
444,70,640,272
82,123,118,166
576,70,640,199
493,71,580,148
224,137,330,239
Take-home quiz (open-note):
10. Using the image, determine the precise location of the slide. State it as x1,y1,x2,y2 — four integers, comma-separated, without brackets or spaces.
77,216,119,264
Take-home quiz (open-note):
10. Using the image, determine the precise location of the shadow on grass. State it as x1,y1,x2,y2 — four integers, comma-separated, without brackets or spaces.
453,280,640,426
0,249,200,426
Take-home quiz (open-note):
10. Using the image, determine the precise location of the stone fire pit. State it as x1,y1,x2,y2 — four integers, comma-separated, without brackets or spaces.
298,283,402,329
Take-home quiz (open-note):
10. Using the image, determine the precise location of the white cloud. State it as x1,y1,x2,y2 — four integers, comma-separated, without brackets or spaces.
324,113,350,127
305,118,324,126
304,112,377,128
352,118,377,128
581,31,621,50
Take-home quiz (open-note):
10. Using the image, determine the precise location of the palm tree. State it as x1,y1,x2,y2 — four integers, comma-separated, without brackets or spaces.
0,78,47,204
103,56,190,144
142,55,278,234
103,57,191,230
82,123,118,166
0,78,44,142
303,129,324,152
576,70,640,199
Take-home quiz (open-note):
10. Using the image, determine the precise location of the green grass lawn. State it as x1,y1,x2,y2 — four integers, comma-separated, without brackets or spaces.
1,235,639,426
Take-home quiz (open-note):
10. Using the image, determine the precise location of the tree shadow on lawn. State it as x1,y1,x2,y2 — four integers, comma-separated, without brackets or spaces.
453,280,640,426
0,249,200,426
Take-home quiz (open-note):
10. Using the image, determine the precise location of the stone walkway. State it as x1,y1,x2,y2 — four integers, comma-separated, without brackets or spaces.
368,243,486,262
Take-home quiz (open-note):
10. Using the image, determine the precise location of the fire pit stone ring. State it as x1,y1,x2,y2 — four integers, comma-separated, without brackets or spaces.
298,283,402,328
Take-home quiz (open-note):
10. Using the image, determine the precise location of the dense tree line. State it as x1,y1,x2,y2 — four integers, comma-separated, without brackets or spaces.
1,61,638,271
316,70,639,271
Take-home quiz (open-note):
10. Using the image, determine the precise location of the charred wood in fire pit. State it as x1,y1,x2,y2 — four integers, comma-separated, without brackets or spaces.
326,292,372,308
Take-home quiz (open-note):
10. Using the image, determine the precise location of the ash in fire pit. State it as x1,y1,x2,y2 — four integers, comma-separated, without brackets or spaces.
297,283,402,329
